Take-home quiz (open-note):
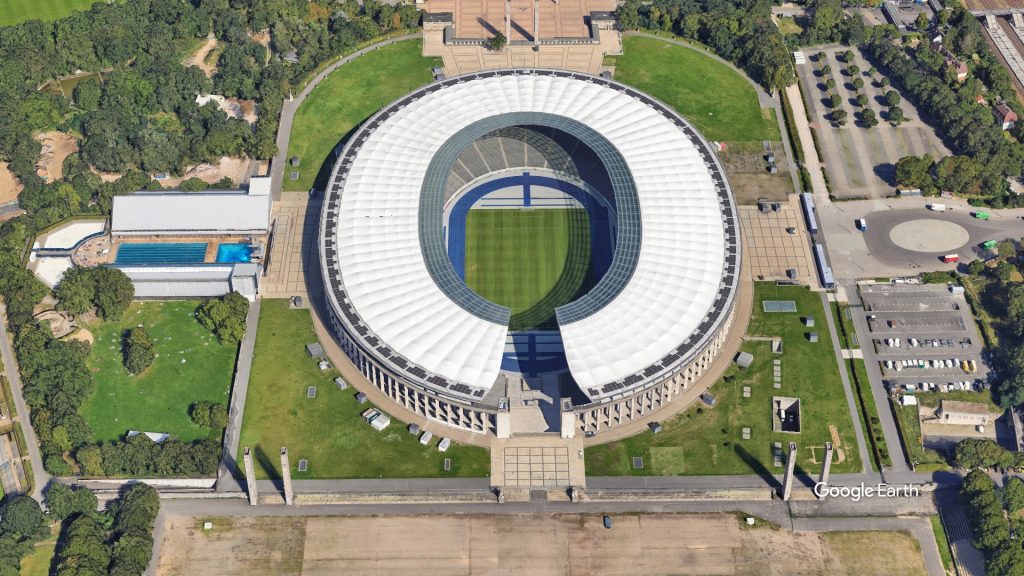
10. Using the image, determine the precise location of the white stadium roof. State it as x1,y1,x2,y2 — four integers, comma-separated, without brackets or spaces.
323,70,736,403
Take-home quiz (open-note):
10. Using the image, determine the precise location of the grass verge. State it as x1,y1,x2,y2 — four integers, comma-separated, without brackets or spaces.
586,283,863,476
930,515,955,573
235,299,489,479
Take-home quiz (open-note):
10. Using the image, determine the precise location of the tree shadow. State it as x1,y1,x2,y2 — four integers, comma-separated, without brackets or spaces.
477,17,499,36
873,162,896,186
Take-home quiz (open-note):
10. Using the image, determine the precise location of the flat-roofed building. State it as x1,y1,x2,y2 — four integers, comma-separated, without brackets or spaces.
111,177,271,237
936,400,991,426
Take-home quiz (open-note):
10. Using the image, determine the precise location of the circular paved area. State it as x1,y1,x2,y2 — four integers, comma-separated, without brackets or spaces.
888,220,970,253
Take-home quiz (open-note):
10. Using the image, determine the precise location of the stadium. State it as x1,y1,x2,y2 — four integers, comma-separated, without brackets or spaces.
318,69,742,438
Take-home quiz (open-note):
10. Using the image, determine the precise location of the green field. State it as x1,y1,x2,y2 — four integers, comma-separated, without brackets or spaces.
586,283,864,477
0,0,98,26
613,36,780,142
464,208,593,331
235,299,489,480
18,523,58,576
285,39,439,192
79,301,238,443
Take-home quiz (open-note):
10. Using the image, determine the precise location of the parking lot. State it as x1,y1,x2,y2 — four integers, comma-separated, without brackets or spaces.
857,283,989,394
795,46,950,199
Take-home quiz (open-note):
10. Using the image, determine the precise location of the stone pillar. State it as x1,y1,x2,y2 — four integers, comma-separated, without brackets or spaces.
1014,12,1024,28
534,0,540,47
280,447,294,506
817,442,834,499
243,447,258,506
781,442,797,501
505,0,512,44
560,398,576,439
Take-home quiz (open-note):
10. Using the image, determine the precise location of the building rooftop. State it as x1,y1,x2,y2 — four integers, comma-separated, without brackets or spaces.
939,400,990,415
421,0,614,41
111,179,271,236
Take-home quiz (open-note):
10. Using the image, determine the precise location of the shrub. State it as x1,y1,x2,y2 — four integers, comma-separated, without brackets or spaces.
122,327,155,375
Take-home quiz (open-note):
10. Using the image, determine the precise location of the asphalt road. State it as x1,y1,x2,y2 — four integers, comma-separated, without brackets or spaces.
0,304,49,502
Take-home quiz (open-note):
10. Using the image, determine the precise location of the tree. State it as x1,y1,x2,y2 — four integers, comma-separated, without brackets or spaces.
123,327,155,374
92,267,133,320
867,66,877,76
1005,477,1024,513
885,89,901,107
829,93,842,108
879,76,890,87
955,438,1016,469
848,64,860,76
826,78,836,90
190,401,229,429
894,155,934,189
889,106,904,126
853,77,864,89
0,496,48,542
487,32,507,51
862,108,878,128
616,0,641,30
54,266,96,317
821,64,832,75
73,78,101,112
997,260,1015,282
195,292,249,343
856,93,868,107
45,483,98,520
916,11,930,31
831,109,848,125
968,259,986,276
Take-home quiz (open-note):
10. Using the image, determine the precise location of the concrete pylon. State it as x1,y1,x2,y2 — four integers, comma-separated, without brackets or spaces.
243,447,258,506
505,0,512,44
817,442,834,499
534,0,540,47
1013,12,1024,28
781,442,797,501
281,447,294,506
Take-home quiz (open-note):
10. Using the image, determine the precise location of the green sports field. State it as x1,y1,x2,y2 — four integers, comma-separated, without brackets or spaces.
0,0,99,26
464,208,593,331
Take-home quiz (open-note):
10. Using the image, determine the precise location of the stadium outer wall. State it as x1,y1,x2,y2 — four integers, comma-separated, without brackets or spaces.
318,68,745,441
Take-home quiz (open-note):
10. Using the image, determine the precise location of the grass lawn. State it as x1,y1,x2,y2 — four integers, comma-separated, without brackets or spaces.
0,0,97,25
613,36,780,142
849,358,891,470
822,531,926,576
892,400,949,470
235,299,489,479
586,283,863,477
930,515,955,574
285,39,439,192
79,301,238,443
465,208,592,331
19,522,59,576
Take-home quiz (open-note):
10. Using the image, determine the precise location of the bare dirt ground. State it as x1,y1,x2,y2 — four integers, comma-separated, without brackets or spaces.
186,36,220,78
155,156,256,188
33,131,78,182
155,513,927,576
719,141,793,204
0,161,22,204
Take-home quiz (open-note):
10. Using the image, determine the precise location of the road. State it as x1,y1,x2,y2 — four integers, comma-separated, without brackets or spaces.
784,82,829,198
269,33,422,199
0,303,49,502
216,298,261,493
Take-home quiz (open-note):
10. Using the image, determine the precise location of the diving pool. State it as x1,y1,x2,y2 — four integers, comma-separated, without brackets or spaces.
115,243,208,265
216,243,253,263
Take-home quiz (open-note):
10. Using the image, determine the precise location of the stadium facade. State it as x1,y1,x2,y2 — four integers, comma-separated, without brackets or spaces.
318,69,741,438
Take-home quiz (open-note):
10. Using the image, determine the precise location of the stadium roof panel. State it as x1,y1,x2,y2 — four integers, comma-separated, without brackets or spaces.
322,70,738,401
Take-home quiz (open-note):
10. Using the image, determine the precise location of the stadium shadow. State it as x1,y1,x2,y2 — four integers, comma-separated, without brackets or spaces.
311,125,360,192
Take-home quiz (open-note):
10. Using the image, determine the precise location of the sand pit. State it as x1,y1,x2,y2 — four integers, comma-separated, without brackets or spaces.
156,156,254,188
186,36,220,78
0,161,22,204
34,131,78,182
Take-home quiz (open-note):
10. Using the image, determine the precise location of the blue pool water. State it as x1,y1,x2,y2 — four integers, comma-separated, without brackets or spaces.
115,243,208,264
216,243,253,263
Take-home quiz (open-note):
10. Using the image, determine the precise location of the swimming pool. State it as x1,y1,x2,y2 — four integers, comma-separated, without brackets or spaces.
216,243,253,263
115,243,208,265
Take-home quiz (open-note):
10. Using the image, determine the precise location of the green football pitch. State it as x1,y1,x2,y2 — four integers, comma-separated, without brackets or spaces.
464,208,593,331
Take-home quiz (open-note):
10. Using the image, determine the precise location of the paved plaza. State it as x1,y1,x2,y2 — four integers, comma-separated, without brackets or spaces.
491,436,586,488
738,195,817,284
262,192,318,299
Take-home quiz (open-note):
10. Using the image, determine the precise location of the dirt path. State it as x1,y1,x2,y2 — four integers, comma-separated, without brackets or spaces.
186,36,219,78
0,162,22,204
